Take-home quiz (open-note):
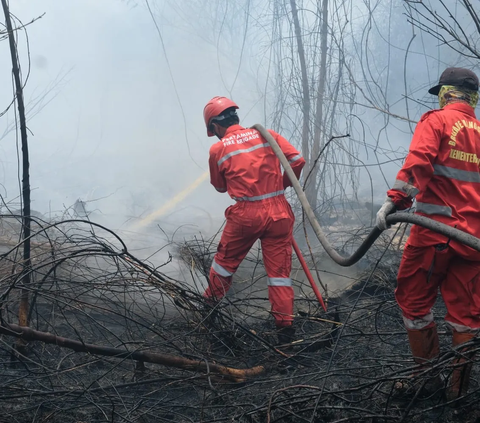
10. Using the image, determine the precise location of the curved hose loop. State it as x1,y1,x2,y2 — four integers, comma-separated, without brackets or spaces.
252,124,480,267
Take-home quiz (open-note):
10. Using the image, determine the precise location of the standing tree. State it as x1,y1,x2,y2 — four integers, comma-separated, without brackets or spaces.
289,0,311,196
1,0,32,349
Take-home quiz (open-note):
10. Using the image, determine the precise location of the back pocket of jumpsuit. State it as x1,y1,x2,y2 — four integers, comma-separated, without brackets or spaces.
225,204,254,237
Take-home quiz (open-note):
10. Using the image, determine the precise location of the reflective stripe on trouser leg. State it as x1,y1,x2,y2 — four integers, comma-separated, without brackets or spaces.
203,265,233,301
267,277,292,287
212,259,233,278
403,313,435,330
445,321,480,333
268,285,294,327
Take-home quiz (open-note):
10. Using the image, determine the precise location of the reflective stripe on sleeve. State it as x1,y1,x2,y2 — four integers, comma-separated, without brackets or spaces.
217,143,271,166
233,190,285,202
267,277,292,287
433,164,480,183
392,179,419,197
212,260,233,277
416,201,452,217
288,154,302,163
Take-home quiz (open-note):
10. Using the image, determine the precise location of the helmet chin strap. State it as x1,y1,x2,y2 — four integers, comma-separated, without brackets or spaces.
212,123,226,139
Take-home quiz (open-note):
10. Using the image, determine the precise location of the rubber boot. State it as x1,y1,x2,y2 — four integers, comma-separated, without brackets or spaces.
277,326,296,346
407,325,440,367
446,331,476,402
401,324,442,395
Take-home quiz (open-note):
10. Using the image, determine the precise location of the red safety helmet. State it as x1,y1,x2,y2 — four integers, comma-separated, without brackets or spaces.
203,96,239,137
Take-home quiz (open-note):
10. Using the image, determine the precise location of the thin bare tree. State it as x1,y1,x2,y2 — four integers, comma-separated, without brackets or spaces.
1,0,32,343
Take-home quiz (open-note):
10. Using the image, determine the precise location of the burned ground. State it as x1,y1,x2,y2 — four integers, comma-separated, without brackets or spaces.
0,219,478,423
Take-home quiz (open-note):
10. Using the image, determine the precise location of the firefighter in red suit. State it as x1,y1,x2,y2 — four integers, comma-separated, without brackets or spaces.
202,96,305,344
376,68,480,400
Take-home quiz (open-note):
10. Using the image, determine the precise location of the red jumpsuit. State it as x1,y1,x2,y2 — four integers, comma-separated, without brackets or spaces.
204,124,305,327
388,103,480,332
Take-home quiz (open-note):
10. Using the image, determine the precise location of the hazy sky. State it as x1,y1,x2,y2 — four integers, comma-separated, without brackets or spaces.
0,0,475,245
0,0,477,286
0,0,259,237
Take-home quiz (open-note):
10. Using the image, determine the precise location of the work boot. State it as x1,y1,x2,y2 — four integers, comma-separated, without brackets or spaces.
407,324,440,366
396,325,442,396
277,326,296,346
446,331,477,403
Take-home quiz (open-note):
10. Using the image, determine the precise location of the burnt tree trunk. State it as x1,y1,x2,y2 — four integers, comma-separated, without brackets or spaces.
306,0,328,212
290,0,311,185
1,0,32,343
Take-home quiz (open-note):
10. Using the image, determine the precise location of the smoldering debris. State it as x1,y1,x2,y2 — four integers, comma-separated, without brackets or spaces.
0,217,478,423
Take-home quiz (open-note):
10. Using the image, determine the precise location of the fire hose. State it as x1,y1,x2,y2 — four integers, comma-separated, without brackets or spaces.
252,124,480,309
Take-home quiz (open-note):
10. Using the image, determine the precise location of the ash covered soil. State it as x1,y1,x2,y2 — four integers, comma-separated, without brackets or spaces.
0,222,478,423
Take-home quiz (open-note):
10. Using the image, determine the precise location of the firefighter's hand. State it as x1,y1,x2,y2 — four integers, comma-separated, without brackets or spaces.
375,197,396,231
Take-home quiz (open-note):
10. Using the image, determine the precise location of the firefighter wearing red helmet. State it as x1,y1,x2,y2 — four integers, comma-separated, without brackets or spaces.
376,68,480,400
203,96,305,345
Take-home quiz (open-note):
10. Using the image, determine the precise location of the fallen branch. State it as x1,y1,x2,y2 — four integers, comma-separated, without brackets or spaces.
0,323,265,383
